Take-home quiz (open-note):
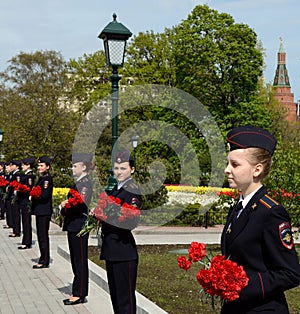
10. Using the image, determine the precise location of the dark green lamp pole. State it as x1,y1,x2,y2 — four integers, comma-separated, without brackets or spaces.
0,128,3,160
98,13,132,191
131,135,139,167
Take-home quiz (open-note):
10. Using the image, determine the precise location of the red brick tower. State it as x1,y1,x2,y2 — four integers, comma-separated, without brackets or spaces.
273,37,298,122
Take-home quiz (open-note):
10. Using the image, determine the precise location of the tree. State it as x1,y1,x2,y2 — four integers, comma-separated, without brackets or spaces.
0,50,78,168
173,5,266,131
66,51,111,115
125,29,177,86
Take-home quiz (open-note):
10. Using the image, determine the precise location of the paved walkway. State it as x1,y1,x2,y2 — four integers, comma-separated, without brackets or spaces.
0,217,224,314
1,220,298,313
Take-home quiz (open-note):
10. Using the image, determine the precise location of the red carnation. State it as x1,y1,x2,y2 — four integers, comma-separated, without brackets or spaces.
0,177,9,187
196,255,249,302
177,256,192,271
119,203,141,222
30,186,42,199
65,188,85,209
188,241,206,262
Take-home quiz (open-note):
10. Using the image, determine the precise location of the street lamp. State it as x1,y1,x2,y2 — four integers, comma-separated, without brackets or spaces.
0,128,4,160
131,135,139,167
98,13,132,191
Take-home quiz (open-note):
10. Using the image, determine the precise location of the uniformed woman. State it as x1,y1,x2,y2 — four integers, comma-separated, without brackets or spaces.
18,157,35,249
31,156,53,269
100,150,142,314
221,126,300,313
60,153,93,305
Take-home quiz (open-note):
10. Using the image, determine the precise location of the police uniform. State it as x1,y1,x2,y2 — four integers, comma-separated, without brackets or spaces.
3,162,13,229
0,161,5,220
31,156,53,268
18,157,35,249
221,126,300,314
61,153,93,304
100,151,142,314
9,160,22,237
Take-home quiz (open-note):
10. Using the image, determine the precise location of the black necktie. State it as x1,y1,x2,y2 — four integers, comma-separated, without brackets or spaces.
226,201,243,234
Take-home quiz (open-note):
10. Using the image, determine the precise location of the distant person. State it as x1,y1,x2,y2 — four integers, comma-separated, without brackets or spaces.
60,153,93,305
18,157,35,250
221,126,300,313
8,160,22,237
0,161,6,220
31,156,53,269
3,161,12,229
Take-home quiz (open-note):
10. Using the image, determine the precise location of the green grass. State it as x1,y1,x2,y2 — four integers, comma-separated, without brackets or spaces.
89,244,300,314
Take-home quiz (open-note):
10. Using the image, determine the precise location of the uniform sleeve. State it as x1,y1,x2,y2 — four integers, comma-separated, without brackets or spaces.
240,205,300,301
38,177,53,202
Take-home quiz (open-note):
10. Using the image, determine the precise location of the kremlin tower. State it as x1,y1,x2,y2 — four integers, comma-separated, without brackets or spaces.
273,37,298,123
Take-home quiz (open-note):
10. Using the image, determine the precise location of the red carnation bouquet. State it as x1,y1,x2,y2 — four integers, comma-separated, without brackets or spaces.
77,191,141,237
10,181,30,193
178,242,249,309
0,177,9,198
94,192,140,224
10,180,31,204
30,186,42,199
0,176,9,188
65,188,85,209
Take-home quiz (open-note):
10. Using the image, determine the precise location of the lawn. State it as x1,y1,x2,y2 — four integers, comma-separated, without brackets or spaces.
88,244,300,314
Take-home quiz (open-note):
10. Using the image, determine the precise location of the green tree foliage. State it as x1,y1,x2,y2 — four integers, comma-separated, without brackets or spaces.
0,50,78,168
66,51,111,114
125,29,177,86
173,5,266,131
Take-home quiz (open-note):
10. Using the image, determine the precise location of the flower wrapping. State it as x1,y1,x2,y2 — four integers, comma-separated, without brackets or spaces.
178,241,249,307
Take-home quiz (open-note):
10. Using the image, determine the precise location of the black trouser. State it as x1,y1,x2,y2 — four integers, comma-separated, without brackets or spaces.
36,215,51,265
106,259,138,314
0,197,5,219
5,198,13,228
12,201,21,236
20,203,32,247
67,232,89,297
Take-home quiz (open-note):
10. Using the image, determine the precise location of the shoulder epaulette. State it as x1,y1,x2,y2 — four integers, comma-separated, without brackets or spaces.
259,194,279,209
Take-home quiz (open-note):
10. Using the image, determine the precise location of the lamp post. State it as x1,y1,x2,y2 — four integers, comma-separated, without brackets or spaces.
131,135,139,167
0,128,3,160
99,13,132,191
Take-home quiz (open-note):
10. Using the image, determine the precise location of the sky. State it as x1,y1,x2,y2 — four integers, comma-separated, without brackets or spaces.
1,0,299,100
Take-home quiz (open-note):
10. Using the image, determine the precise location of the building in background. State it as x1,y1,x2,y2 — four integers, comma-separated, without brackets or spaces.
273,37,299,123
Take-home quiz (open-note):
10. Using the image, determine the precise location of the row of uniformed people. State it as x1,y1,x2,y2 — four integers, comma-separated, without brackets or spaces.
0,151,143,313
0,156,53,269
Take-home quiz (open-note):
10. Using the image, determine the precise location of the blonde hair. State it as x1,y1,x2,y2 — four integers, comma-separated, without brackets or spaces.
246,147,272,180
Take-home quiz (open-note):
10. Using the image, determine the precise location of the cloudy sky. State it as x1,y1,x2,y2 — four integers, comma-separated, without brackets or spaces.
1,0,299,100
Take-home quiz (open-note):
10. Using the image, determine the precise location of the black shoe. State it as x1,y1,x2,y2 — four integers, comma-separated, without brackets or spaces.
3,225,10,229
32,264,49,269
63,297,86,305
18,245,31,250
9,234,20,237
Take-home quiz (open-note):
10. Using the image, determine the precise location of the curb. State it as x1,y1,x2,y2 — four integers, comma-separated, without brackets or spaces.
57,245,168,314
